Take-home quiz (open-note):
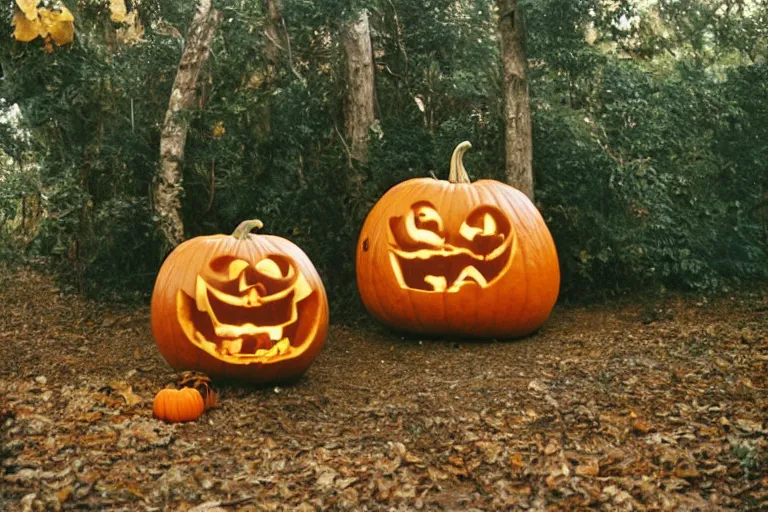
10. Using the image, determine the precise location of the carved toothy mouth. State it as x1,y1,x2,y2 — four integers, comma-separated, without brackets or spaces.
389,240,515,292
386,203,518,293
175,256,317,364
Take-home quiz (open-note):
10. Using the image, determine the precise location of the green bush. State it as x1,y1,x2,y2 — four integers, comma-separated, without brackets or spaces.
0,0,765,312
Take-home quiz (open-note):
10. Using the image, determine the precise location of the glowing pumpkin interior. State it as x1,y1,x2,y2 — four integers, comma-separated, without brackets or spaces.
387,202,518,293
176,254,320,364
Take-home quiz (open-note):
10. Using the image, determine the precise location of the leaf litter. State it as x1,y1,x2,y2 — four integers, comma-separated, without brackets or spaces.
0,267,766,510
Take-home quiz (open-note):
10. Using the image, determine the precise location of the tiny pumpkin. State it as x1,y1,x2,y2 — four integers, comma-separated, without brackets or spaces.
356,141,560,338
152,387,205,423
151,220,329,384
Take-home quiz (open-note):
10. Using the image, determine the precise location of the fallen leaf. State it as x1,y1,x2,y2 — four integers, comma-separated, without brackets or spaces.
109,380,142,407
544,439,559,455
316,471,336,489
510,452,525,468
575,458,600,477
55,486,72,504
528,379,548,393
632,418,652,434
674,461,700,479
188,502,227,512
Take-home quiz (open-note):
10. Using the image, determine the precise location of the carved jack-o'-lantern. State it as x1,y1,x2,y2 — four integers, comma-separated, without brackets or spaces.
151,220,328,383
356,142,560,338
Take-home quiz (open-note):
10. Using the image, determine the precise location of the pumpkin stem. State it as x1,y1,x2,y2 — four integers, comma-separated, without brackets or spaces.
232,219,264,239
448,141,472,184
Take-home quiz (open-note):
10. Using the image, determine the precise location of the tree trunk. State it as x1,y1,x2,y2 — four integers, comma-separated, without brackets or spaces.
256,0,284,137
156,0,219,248
342,10,376,164
498,0,534,199
263,0,282,78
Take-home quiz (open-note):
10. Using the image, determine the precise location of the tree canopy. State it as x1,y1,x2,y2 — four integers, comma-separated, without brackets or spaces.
1,0,766,309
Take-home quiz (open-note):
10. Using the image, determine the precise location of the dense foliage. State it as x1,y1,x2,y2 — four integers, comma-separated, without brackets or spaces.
1,0,766,311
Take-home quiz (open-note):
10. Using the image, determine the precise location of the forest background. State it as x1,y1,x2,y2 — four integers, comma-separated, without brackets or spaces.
1,0,766,316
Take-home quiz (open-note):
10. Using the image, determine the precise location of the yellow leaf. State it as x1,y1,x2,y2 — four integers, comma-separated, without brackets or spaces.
117,11,145,44
38,6,75,46
212,121,226,138
54,4,74,22
109,0,127,23
12,10,41,42
15,0,39,21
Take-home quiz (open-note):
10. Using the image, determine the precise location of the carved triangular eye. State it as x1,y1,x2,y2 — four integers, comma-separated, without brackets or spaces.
227,259,250,280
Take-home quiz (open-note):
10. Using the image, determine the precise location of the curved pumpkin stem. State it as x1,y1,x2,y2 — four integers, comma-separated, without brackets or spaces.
448,141,472,184
232,219,264,239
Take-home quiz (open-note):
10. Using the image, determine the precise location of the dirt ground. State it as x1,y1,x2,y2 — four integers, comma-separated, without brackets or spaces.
0,267,766,511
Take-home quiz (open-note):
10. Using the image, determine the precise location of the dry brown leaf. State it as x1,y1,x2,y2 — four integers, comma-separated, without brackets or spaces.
55,486,73,504
335,476,358,490
336,487,359,507
575,458,600,477
735,418,764,433
673,461,700,479
632,418,653,434
187,502,227,512
404,452,422,464
510,452,525,468
443,463,469,477
315,471,336,489
108,380,142,406
427,466,449,481
543,439,560,455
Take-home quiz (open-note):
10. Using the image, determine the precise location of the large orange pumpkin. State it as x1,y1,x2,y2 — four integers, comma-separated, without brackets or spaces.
151,220,329,383
356,141,559,338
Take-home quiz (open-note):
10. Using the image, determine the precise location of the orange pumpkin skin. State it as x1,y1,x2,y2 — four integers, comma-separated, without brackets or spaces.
151,220,329,384
356,142,559,339
153,388,205,423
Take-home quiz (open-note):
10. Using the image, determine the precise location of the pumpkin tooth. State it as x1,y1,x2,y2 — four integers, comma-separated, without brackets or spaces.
447,265,487,292
263,341,281,358
264,325,283,341
275,337,290,355
247,287,260,306
424,275,447,292
221,338,243,355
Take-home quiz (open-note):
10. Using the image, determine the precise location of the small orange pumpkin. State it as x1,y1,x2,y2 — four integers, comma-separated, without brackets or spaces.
152,388,205,423
151,220,329,384
356,141,560,338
